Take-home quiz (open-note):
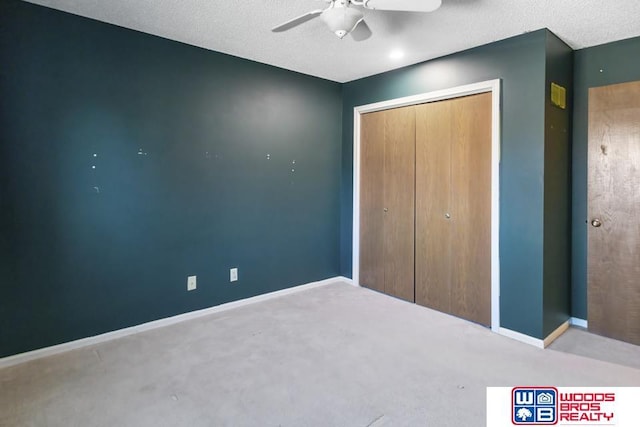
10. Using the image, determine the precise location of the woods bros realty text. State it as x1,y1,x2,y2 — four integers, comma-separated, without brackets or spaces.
556,391,614,422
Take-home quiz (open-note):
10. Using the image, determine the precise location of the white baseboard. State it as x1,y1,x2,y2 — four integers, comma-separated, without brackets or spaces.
498,327,545,349
498,320,570,349
570,317,588,328
0,276,350,369
342,277,356,286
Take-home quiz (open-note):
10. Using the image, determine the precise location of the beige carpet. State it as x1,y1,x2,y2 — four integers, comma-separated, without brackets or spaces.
1,282,639,427
547,325,640,370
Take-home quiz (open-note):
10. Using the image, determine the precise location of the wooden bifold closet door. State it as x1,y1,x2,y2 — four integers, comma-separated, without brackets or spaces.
360,105,415,302
415,93,492,326
360,93,492,326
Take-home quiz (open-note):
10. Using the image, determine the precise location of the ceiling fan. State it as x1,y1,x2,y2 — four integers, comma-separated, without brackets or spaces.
272,0,442,41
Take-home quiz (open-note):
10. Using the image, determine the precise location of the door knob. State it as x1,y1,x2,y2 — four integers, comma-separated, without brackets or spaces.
383,208,388,212
591,218,602,228
445,213,451,219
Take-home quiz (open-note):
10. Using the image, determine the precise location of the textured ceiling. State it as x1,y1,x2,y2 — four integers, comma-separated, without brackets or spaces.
23,0,640,82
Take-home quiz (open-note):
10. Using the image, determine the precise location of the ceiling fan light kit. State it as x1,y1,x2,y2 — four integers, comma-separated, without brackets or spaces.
321,5,364,39
272,0,443,41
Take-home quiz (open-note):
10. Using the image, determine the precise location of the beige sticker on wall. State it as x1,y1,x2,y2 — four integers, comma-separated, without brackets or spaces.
551,82,566,109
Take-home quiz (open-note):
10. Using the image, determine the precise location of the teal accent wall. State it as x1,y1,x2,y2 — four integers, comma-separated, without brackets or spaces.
0,0,342,357
571,36,640,320
341,31,549,338
542,32,573,336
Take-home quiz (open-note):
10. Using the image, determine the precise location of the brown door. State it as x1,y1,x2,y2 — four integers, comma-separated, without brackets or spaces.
588,81,640,345
449,93,492,326
415,93,492,326
360,106,415,302
415,100,452,314
360,111,386,294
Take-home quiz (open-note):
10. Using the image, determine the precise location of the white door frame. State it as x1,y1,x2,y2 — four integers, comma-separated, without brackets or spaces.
351,79,501,332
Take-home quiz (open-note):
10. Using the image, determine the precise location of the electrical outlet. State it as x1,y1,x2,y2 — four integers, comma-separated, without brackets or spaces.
230,268,238,282
187,275,197,291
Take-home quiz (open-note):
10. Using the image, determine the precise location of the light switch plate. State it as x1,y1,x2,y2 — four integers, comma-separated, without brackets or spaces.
187,275,197,291
230,268,238,282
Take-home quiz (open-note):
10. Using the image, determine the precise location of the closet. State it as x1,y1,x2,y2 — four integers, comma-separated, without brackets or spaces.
359,92,492,326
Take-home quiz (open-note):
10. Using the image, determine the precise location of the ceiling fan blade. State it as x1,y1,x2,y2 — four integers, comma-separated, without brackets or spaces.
272,10,324,32
350,19,372,42
363,0,442,12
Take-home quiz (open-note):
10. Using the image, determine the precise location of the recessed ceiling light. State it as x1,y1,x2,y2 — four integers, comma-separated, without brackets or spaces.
389,49,405,60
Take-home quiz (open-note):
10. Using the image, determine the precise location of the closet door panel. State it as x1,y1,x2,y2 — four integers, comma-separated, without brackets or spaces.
415,101,452,312
383,106,416,302
450,93,492,326
359,111,386,293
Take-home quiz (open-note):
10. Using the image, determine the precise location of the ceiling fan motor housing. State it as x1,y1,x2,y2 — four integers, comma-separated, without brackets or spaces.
321,5,364,38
